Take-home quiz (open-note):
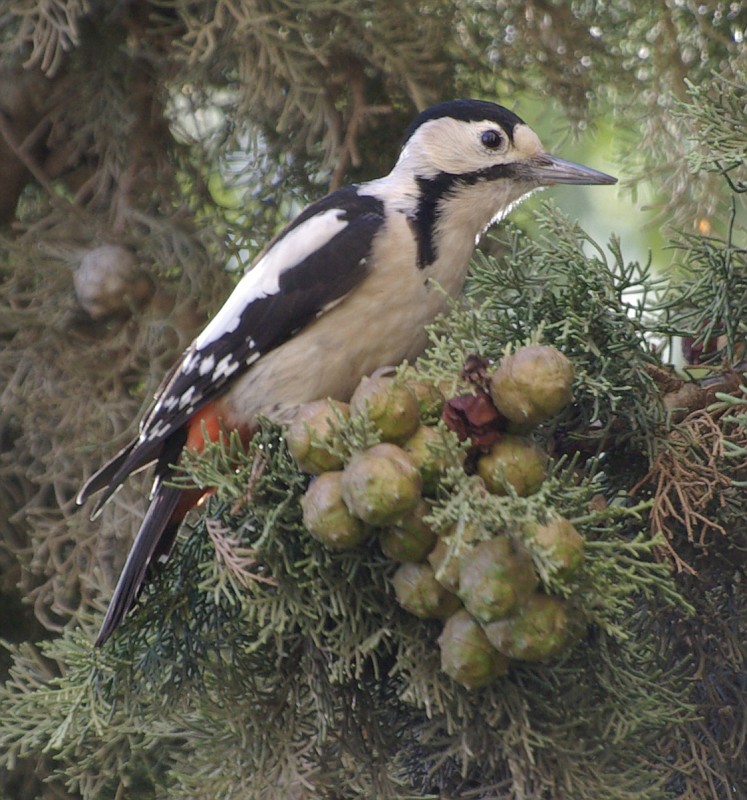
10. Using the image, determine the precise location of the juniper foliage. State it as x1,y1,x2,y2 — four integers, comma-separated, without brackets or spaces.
0,420,693,800
1,2,746,799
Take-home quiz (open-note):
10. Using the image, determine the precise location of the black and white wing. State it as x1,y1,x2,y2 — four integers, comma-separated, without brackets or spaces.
78,186,386,510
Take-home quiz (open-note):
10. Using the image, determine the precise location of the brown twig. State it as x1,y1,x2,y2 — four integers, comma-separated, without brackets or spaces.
631,406,741,572
647,362,744,423
0,110,68,205
329,71,391,191
205,518,276,589
231,449,267,515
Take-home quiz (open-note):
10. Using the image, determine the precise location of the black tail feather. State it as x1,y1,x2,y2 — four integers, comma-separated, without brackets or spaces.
95,482,183,646
78,437,163,518
93,428,190,646
77,440,136,510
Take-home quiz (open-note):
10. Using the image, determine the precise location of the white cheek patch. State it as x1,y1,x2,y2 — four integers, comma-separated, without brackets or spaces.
194,208,349,349
400,117,547,175
405,118,490,174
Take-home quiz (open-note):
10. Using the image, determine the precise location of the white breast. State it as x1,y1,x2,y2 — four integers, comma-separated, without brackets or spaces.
221,208,475,424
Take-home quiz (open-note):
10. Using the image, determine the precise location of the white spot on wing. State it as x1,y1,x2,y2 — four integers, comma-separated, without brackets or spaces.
146,418,171,441
213,354,239,380
198,354,216,376
182,351,198,373
179,386,196,409
194,208,349,349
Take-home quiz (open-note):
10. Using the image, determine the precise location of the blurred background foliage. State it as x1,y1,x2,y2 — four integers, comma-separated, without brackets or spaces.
0,1,745,798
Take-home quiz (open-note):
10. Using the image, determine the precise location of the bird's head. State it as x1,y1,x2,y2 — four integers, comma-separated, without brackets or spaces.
393,99,616,234
398,98,616,188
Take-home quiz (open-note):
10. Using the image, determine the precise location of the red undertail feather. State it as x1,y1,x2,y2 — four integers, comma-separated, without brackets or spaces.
185,400,225,452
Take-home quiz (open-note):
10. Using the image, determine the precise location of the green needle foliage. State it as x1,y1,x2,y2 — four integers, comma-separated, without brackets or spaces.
1,420,694,800
421,204,667,472
1,4,746,799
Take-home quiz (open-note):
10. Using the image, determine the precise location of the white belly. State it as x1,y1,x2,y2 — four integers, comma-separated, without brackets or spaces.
222,211,474,424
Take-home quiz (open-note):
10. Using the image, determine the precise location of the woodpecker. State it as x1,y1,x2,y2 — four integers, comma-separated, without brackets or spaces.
78,98,616,645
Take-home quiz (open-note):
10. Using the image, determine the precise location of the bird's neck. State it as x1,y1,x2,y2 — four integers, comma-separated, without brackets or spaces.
365,165,533,270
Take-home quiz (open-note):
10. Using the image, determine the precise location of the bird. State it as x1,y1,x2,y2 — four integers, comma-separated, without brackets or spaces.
78,98,617,645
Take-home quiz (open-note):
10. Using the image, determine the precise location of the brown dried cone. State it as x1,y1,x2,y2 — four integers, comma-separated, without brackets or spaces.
379,499,437,562
350,375,421,443
532,516,585,581
442,389,504,449
402,424,450,496
482,593,570,662
300,472,370,550
438,609,510,689
476,434,547,496
341,443,422,525
74,245,154,320
392,562,461,619
489,345,574,428
427,521,484,593
458,536,539,623
286,399,350,474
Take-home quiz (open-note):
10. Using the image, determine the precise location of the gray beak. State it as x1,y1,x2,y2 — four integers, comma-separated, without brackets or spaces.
527,154,617,186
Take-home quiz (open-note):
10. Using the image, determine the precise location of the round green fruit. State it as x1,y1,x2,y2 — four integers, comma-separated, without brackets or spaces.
392,562,461,619
438,609,510,689
476,435,547,496
301,472,369,550
482,593,570,662
458,536,539,623
350,375,421,443
427,521,483,593
533,516,585,580
489,345,574,428
286,399,349,474
379,500,437,562
403,376,444,422
341,443,422,525
402,425,449,495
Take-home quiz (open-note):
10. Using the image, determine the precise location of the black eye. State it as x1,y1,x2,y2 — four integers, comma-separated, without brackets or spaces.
481,129,503,149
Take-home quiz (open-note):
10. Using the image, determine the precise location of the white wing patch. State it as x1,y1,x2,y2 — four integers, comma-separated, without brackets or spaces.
194,208,349,350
